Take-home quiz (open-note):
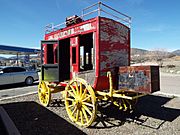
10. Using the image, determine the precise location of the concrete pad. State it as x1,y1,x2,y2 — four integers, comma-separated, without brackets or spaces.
163,98,180,109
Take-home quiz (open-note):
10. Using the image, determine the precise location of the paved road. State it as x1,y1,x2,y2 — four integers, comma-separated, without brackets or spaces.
0,83,38,100
0,72,180,100
159,72,180,96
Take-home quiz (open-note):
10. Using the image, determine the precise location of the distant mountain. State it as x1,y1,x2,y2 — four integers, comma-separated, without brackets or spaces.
131,48,148,56
131,48,176,56
172,50,180,56
8,56,24,60
131,48,177,62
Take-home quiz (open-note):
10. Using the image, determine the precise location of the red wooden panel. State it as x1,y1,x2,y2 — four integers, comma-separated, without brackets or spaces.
70,37,79,78
118,66,160,94
99,17,130,75
42,44,47,64
95,17,130,91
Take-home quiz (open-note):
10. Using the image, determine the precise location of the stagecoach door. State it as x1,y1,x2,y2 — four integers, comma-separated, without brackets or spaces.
41,40,59,82
41,39,71,82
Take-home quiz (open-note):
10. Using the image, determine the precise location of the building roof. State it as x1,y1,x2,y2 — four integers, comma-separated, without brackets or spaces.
0,45,40,55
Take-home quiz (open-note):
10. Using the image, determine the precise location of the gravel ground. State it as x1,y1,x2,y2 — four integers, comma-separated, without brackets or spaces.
0,93,180,135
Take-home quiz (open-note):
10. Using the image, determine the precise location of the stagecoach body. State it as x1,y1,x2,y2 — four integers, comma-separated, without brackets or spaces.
41,16,131,91
38,2,160,127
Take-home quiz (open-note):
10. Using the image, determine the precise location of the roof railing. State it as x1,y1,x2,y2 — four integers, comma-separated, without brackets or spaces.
45,2,131,34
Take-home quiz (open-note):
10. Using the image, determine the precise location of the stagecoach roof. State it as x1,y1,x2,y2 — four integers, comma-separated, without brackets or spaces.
0,45,40,55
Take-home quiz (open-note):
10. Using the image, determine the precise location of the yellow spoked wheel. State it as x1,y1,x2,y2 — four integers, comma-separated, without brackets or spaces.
65,78,97,127
38,81,51,107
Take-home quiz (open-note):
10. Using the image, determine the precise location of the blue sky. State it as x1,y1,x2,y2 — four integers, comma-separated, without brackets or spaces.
0,0,180,52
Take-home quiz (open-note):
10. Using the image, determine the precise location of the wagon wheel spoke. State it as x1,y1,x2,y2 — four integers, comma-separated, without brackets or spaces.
82,95,91,102
70,85,77,96
72,105,77,116
75,109,79,122
65,78,97,127
67,90,76,98
82,107,89,123
66,98,75,101
80,110,84,125
79,82,83,96
82,102,94,107
81,88,87,99
74,81,79,96
82,104,92,116
68,104,74,108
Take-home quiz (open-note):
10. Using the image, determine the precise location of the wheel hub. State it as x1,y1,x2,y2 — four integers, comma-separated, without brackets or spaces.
76,99,82,109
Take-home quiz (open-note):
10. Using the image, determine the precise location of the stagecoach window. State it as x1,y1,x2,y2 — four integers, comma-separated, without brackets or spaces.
47,44,54,64
72,47,76,64
79,33,94,71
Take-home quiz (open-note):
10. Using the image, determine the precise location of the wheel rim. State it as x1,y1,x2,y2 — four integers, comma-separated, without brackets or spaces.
38,81,51,106
65,78,97,127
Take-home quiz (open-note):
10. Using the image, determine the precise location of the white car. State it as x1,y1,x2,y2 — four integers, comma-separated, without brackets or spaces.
0,66,39,85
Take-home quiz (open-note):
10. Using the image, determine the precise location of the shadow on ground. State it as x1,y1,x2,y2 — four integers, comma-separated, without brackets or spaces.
0,82,38,90
91,95,180,129
2,101,86,135
0,116,8,135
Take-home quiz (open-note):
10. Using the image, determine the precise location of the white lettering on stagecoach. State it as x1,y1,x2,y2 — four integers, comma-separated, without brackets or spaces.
47,23,95,40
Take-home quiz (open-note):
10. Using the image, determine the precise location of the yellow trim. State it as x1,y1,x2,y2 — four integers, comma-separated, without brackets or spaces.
96,90,146,100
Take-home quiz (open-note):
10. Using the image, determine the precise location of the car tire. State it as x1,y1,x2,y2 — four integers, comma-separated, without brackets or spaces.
25,77,34,85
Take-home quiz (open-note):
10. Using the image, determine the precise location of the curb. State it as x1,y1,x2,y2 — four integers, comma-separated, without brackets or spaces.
153,91,180,98
0,106,21,135
0,91,37,101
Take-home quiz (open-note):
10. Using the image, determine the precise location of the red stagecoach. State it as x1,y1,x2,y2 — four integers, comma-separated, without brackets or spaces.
38,2,160,127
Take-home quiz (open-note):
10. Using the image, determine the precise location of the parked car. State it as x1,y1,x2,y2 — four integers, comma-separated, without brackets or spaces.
0,66,39,85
